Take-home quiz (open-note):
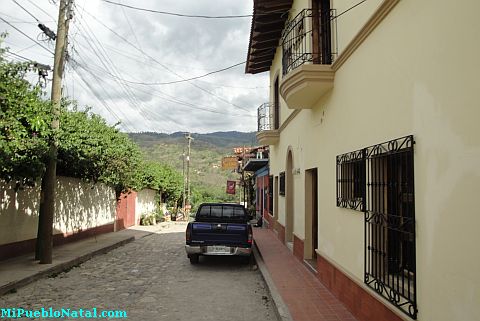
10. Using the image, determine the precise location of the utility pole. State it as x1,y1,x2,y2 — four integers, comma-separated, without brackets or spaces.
37,0,73,264
182,147,186,218
243,145,246,205
185,133,193,214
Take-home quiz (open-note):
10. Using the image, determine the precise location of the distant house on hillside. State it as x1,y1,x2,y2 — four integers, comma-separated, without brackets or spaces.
246,0,480,321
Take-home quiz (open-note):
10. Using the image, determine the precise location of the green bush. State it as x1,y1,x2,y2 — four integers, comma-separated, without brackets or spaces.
140,212,156,226
154,207,164,223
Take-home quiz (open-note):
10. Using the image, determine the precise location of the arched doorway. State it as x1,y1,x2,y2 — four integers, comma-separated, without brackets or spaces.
285,149,294,244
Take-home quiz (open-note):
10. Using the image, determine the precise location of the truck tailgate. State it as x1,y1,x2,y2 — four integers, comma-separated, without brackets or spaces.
191,222,248,245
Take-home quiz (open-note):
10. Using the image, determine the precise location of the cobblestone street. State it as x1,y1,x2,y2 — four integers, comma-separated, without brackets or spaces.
0,223,277,321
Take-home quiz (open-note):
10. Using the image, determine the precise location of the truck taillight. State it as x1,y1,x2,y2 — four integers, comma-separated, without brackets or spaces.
248,225,253,244
186,225,191,242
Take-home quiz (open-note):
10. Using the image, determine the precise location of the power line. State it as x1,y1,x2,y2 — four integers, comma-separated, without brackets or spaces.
100,0,254,19
90,43,266,90
69,42,255,117
4,51,29,61
11,0,40,22
82,9,252,113
77,60,254,118
25,0,58,24
5,50,39,62
78,60,245,86
72,60,136,132
119,0,143,52
71,9,183,131
0,16,54,55
332,0,368,20
131,61,246,85
16,42,40,53
71,19,154,129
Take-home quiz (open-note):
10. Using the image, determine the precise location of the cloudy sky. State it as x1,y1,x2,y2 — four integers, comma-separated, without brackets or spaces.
0,0,269,133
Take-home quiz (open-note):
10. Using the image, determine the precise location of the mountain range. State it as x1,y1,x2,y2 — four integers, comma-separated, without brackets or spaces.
128,131,258,202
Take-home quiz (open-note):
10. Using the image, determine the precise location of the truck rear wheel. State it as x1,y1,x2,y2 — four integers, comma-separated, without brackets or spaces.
189,254,199,264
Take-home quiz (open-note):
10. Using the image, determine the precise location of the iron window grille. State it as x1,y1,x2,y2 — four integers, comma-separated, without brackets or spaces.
257,102,272,131
279,171,285,196
336,135,417,319
281,7,337,76
336,149,366,211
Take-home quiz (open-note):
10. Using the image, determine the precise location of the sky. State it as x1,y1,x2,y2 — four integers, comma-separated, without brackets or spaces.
0,0,269,133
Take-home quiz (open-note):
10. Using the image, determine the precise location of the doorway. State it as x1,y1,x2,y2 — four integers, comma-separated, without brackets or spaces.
285,150,294,246
304,168,318,269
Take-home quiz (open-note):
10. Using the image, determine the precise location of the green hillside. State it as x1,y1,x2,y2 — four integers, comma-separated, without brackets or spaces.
129,131,257,204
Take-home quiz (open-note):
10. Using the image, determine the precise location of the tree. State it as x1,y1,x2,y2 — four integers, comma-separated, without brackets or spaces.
138,161,183,206
0,37,52,186
57,104,143,196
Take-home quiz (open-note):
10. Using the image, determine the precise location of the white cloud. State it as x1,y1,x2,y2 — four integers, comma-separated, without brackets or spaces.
0,0,269,133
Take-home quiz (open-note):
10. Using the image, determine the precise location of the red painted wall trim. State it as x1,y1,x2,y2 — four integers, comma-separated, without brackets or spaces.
316,253,404,321
293,234,304,261
0,223,114,261
115,191,137,230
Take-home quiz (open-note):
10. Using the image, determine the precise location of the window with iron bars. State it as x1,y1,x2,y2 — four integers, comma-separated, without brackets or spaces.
336,149,365,211
336,135,417,319
279,172,285,196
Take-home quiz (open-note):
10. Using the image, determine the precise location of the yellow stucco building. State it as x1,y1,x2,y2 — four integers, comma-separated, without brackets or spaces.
246,0,480,320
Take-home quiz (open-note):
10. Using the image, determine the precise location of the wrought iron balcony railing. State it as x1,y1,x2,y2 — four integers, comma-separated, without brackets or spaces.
281,8,337,76
257,102,273,131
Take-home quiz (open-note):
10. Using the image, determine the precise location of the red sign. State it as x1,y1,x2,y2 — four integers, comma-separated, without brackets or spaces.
226,180,236,194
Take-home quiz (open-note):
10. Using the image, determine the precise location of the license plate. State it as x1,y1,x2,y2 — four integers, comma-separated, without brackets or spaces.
209,246,230,253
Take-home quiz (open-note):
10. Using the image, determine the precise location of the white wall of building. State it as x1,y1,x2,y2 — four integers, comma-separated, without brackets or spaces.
135,189,157,224
267,0,480,320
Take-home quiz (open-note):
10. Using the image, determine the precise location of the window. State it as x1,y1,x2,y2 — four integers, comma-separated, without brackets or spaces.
336,149,365,211
279,171,285,196
196,205,247,222
312,0,333,65
268,175,273,214
336,136,417,319
364,135,416,319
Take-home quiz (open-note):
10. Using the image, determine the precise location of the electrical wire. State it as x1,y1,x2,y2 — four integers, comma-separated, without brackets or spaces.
16,42,40,53
72,10,183,131
72,57,137,132
0,17,54,55
89,43,266,90
82,9,252,113
75,70,136,132
71,20,154,129
76,60,255,118
332,0,368,20
4,50,38,62
11,0,40,22
0,11,39,24
100,0,254,19
25,0,58,24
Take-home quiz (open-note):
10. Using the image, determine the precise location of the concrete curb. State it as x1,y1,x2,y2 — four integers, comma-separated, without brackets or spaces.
253,243,294,321
0,236,134,297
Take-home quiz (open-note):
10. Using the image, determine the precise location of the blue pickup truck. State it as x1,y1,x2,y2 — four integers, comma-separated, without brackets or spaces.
185,203,253,264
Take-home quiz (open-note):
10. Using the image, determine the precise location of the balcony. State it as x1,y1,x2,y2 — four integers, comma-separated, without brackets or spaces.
256,103,279,145
279,8,337,109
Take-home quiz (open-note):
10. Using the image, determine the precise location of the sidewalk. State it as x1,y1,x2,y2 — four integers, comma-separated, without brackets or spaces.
253,227,357,321
0,224,175,296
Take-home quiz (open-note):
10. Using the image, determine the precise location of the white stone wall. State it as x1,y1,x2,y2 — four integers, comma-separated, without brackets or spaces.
135,189,158,224
0,177,116,245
